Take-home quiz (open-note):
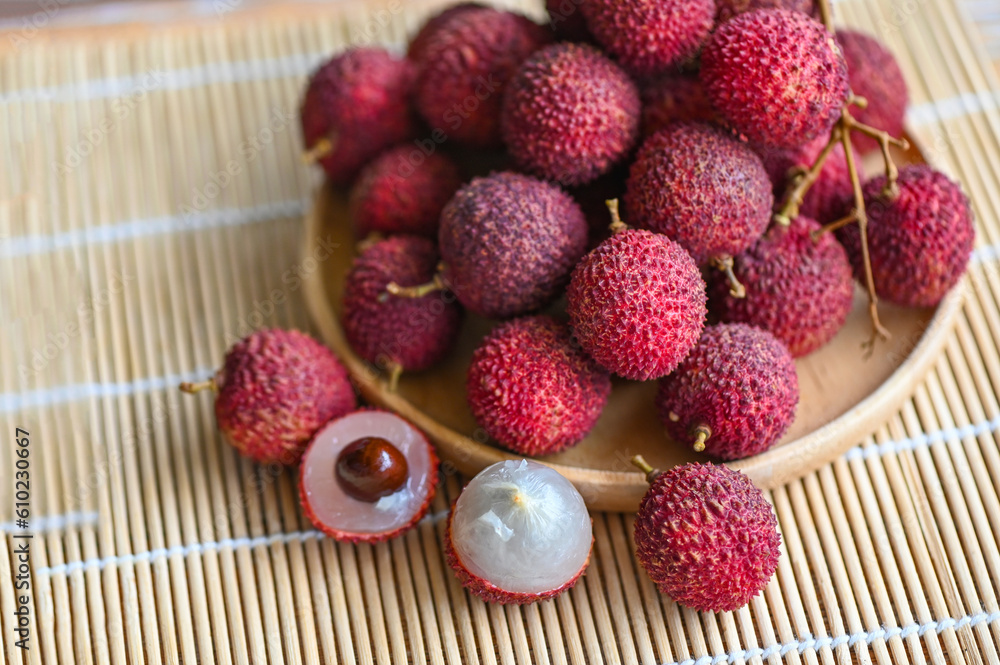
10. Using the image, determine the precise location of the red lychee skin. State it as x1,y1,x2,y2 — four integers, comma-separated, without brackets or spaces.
545,0,593,42
342,236,463,372
567,229,708,381
466,316,612,456
581,0,715,77
298,409,438,544
444,506,591,604
300,48,416,184
709,217,854,357
655,323,799,460
349,146,464,239
213,329,357,465
760,134,860,224
625,123,774,265
836,30,908,154
413,8,551,148
715,0,817,23
439,172,588,319
700,9,849,150
634,462,781,612
641,73,717,138
836,165,974,308
407,3,484,61
501,43,640,187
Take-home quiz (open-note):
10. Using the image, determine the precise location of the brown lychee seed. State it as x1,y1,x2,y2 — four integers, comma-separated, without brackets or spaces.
299,409,437,543
631,457,782,613
335,436,409,502
180,329,357,466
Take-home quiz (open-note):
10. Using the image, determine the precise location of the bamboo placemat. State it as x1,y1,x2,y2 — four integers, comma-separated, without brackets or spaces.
1,0,999,663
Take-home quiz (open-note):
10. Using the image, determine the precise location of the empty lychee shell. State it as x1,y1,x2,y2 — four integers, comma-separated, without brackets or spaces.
300,410,438,543
445,459,593,604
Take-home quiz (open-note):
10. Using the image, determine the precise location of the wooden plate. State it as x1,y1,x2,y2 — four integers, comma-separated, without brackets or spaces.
301,144,965,512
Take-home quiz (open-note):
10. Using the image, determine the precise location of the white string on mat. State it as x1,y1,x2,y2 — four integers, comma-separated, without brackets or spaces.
0,511,99,533
844,416,1000,462
905,90,1000,127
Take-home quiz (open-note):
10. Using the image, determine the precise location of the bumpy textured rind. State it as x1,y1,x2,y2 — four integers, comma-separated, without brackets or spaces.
761,134,859,224
501,43,640,187
300,48,415,184
466,316,612,456
342,236,463,372
641,73,717,138
836,165,974,307
444,507,591,604
715,0,818,23
567,229,707,380
413,8,551,148
349,147,464,239
709,217,854,357
633,463,782,612
298,409,438,543
581,0,715,77
836,30,908,154
625,123,773,264
214,329,357,465
700,9,849,149
655,323,799,460
407,3,484,61
439,172,588,319
545,0,593,41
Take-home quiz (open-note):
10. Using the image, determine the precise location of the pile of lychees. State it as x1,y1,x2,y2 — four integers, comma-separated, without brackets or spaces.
186,0,976,614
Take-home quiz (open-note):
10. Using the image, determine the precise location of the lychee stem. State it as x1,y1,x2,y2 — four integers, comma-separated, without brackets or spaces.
810,210,858,241
773,126,841,226
711,255,746,298
692,425,712,453
302,135,336,164
630,455,661,484
384,273,446,299
386,361,403,393
357,232,385,253
606,198,628,234
179,378,217,394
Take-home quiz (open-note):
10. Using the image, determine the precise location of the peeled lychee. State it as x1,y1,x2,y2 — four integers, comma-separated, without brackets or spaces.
342,236,462,378
641,73,717,138
435,172,588,319
836,165,974,307
836,30,908,154
625,123,773,266
445,459,592,604
701,9,849,149
181,329,357,465
300,409,438,543
300,48,415,184
581,0,715,77
501,43,640,187
567,227,707,380
349,146,464,239
413,7,551,148
715,0,817,23
656,323,799,460
466,316,611,456
632,459,781,612
761,134,860,224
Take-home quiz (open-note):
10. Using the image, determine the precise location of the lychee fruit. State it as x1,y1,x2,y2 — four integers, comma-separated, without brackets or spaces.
625,123,773,269
836,30,908,154
641,73,717,138
300,48,416,184
501,43,640,187
709,217,855,357
655,323,799,460
299,409,438,543
545,0,593,42
409,172,587,319
715,0,818,24
180,329,357,465
700,9,849,149
581,0,715,77
466,316,612,456
631,458,781,612
412,7,551,148
445,459,592,604
761,134,860,224
342,236,463,382
567,222,707,380
836,165,974,307
407,2,484,61
349,146,464,239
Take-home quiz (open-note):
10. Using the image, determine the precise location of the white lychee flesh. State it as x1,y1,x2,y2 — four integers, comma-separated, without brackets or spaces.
450,459,592,595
